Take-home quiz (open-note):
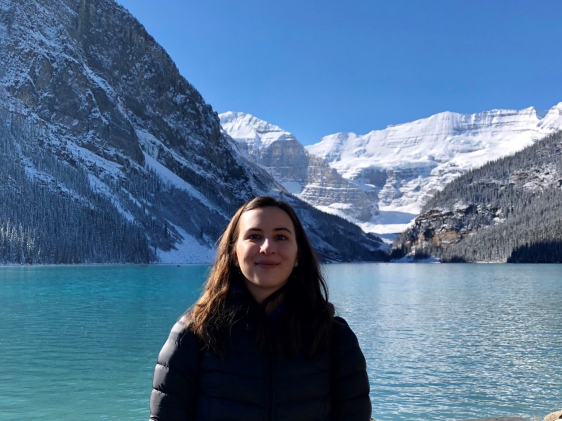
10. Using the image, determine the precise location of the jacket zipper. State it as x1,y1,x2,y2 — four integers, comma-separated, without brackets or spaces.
266,348,274,421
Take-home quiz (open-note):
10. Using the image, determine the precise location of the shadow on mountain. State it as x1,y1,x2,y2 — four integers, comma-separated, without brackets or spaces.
507,241,562,263
371,210,417,225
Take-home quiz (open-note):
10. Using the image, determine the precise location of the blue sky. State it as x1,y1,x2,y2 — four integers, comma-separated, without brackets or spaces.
116,0,562,145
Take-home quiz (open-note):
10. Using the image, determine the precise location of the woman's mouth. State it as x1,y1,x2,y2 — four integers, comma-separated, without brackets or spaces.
255,261,279,269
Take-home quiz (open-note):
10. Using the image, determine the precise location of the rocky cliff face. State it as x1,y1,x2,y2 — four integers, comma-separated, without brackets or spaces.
220,112,378,222
397,204,501,253
1,0,258,200
0,0,385,263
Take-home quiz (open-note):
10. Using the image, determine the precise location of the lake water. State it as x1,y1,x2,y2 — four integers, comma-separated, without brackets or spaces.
0,264,560,421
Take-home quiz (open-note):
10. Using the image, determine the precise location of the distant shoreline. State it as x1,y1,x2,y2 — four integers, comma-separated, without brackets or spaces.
0,262,209,267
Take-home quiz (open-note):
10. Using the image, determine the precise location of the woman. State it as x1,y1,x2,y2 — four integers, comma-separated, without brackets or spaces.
150,196,371,421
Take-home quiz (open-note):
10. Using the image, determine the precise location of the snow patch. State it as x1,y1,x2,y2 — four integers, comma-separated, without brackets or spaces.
82,63,116,99
157,223,216,264
142,152,219,214
22,159,88,205
393,255,441,263
66,142,123,179
88,174,134,222
136,128,220,194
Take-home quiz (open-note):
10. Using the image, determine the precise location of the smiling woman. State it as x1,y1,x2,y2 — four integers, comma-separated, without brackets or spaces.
149,196,371,421
234,206,299,305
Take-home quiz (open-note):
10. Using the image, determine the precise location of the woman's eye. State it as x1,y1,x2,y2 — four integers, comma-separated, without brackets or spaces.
248,234,261,240
275,235,288,241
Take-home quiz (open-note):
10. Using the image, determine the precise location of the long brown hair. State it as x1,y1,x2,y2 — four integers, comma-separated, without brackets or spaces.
186,196,334,358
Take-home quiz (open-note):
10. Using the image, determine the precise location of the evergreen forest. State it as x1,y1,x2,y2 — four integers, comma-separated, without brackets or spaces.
393,131,562,263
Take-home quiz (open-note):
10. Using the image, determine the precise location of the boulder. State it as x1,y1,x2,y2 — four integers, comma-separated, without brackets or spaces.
545,410,562,421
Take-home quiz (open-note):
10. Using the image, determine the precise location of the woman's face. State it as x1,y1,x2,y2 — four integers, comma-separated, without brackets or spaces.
234,206,299,303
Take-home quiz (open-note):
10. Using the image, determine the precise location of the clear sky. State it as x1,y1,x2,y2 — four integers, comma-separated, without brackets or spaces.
116,0,562,145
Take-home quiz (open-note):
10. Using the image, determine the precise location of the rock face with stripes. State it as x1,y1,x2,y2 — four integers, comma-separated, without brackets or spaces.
307,106,562,216
220,111,379,222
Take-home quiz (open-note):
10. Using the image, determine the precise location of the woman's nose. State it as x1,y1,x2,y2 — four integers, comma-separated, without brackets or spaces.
260,238,275,254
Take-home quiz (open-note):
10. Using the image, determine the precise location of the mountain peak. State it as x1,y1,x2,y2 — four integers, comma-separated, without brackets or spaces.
219,111,295,148
220,112,381,223
538,102,562,130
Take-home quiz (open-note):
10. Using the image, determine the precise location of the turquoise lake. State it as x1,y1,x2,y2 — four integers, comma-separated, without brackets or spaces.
0,263,560,420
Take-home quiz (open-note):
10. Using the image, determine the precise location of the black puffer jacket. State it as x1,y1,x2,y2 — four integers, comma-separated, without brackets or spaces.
150,298,371,421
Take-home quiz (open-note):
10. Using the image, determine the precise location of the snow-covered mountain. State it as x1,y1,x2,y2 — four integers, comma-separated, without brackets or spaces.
0,0,385,264
222,106,562,238
307,105,562,218
220,112,378,221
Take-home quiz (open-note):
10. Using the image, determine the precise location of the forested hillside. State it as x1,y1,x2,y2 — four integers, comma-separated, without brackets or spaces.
0,110,162,264
392,131,562,262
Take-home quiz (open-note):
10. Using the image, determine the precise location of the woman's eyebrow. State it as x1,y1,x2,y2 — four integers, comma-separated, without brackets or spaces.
273,227,293,233
246,227,293,233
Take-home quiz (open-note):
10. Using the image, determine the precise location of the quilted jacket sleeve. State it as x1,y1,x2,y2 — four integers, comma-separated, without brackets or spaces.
150,319,201,421
330,317,372,421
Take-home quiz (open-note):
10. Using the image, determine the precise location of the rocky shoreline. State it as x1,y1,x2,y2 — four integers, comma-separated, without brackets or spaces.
456,418,527,421
370,411,562,421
